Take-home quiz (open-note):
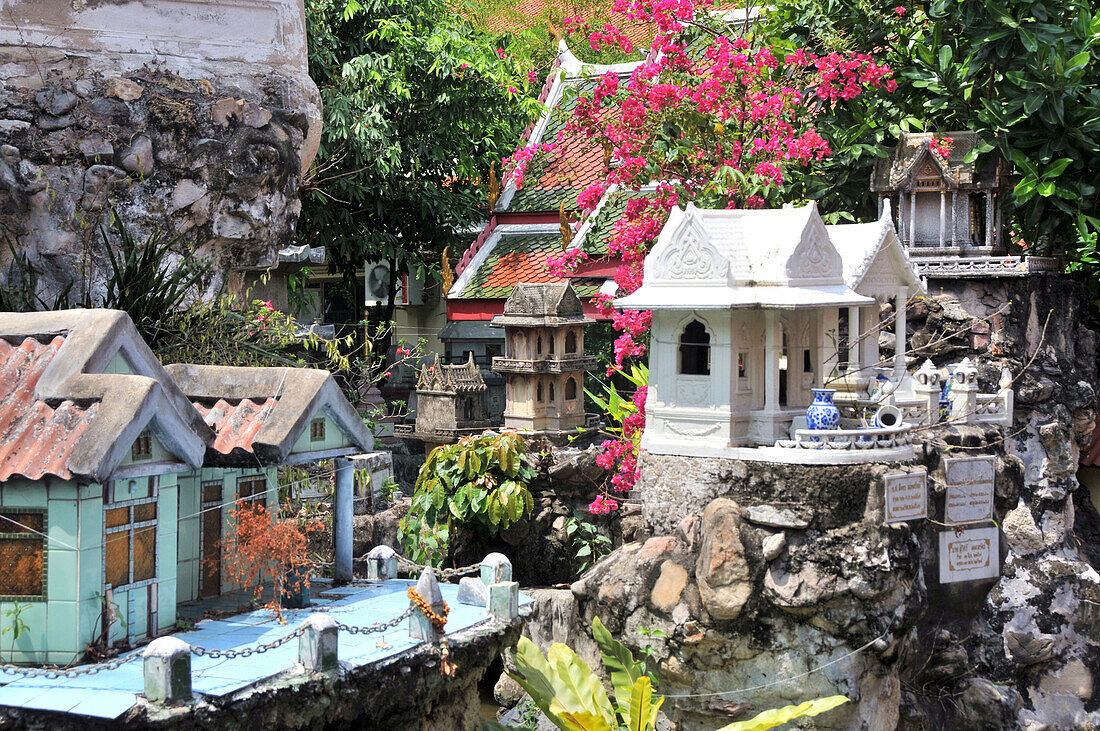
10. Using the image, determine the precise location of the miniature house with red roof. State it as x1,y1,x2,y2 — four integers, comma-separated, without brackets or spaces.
0,310,374,664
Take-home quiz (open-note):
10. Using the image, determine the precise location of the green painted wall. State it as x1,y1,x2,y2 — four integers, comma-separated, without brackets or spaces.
290,411,353,454
175,466,277,604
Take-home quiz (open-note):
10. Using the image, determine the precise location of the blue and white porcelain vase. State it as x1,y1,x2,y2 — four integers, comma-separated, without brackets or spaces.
805,388,840,430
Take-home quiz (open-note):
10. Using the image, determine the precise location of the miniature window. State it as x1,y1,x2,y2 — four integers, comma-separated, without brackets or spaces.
566,331,578,354
803,349,813,373
131,431,152,461
537,381,544,402
105,489,158,590
237,477,267,508
737,353,747,378
565,377,578,400
549,381,556,402
310,417,326,442
0,510,46,599
537,335,543,355
549,334,556,354
678,320,711,376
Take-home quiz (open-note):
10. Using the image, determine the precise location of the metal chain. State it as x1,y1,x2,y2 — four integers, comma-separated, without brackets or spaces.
336,606,414,635
396,556,481,581
0,651,140,679
190,625,309,659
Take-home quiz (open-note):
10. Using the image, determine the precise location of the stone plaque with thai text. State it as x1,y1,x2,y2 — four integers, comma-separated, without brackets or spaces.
884,470,927,523
939,527,1000,583
944,456,995,524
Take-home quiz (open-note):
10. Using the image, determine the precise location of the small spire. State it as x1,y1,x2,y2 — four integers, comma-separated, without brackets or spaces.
488,163,500,211
441,246,454,292
559,199,574,250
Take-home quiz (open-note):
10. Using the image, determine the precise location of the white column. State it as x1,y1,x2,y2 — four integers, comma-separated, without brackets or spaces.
846,306,859,374
863,304,880,371
334,457,354,583
763,310,780,412
939,191,946,247
893,289,908,382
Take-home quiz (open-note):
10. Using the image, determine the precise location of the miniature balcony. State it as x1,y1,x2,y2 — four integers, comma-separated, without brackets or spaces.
491,355,598,374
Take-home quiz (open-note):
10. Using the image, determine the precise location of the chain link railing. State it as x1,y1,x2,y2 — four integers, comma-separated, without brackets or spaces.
336,606,414,635
0,652,140,679
395,555,481,581
190,625,310,659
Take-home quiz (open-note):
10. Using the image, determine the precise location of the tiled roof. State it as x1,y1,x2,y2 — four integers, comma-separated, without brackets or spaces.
456,231,566,298
576,188,653,255
193,398,279,455
0,336,99,482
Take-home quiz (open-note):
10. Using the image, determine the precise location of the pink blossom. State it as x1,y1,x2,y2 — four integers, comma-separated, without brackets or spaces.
894,6,906,14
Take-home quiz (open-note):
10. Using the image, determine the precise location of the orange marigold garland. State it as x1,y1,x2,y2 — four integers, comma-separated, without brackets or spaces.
408,587,456,677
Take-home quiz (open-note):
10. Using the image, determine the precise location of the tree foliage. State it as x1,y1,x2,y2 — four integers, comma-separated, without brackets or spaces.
762,0,1100,258
300,0,541,324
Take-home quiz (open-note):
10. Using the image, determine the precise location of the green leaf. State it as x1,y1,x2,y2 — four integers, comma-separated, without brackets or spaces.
715,696,850,731
591,616,648,718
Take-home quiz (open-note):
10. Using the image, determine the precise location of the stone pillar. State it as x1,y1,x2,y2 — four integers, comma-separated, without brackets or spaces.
480,552,512,586
913,359,942,426
488,582,520,621
862,304,880,372
367,545,398,581
951,191,958,245
949,357,979,422
908,192,916,245
409,568,446,642
143,637,191,704
985,191,994,247
899,193,907,243
334,457,354,583
939,190,946,247
894,288,908,383
847,306,860,374
763,310,781,412
298,614,339,672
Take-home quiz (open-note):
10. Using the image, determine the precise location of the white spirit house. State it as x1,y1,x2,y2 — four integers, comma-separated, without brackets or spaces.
616,202,924,464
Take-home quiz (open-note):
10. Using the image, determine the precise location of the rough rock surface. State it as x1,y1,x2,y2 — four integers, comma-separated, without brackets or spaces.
0,6,319,302
542,276,1100,730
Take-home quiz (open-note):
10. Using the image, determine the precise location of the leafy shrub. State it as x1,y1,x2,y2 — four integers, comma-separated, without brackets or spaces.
400,432,536,565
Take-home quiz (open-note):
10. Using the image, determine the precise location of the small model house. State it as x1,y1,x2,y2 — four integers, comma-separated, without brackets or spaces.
0,310,372,664
617,203,923,461
394,354,491,447
492,283,599,443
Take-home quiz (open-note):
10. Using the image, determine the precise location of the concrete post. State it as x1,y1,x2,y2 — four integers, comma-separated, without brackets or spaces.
913,360,942,426
949,358,979,422
457,576,489,607
480,552,512,586
298,614,339,672
488,582,519,621
367,545,398,581
893,288,908,383
409,568,445,642
334,457,354,583
143,636,191,704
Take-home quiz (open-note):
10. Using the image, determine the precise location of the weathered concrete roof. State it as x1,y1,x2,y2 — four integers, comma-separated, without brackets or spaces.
0,309,373,481
165,363,373,464
415,354,486,395
0,310,210,483
493,282,595,327
870,131,1005,192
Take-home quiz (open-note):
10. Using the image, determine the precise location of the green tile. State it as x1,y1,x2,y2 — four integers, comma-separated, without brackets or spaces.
79,549,102,600
158,580,176,631
46,601,80,654
130,589,147,639
79,496,103,547
48,499,78,547
46,549,79,601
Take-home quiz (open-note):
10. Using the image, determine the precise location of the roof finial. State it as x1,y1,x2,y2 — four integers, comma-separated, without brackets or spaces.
559,199,574,250
488,163,500,211
441,246,454,292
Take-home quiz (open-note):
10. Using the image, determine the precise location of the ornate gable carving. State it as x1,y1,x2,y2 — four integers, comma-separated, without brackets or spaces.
654,213,726,281
786,214,841,281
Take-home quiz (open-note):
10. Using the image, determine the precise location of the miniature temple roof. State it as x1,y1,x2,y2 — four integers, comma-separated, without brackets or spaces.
826,200,924,299
0,310,210,483
416,354,487,394
870,131,1004,192
616,203,873,310
164,363,373,465
492,282,596,326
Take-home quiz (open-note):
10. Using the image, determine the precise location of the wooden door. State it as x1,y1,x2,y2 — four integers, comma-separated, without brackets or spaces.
199,481,222,598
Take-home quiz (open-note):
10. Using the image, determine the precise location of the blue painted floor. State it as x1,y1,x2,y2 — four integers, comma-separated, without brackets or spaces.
0,580,531,719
